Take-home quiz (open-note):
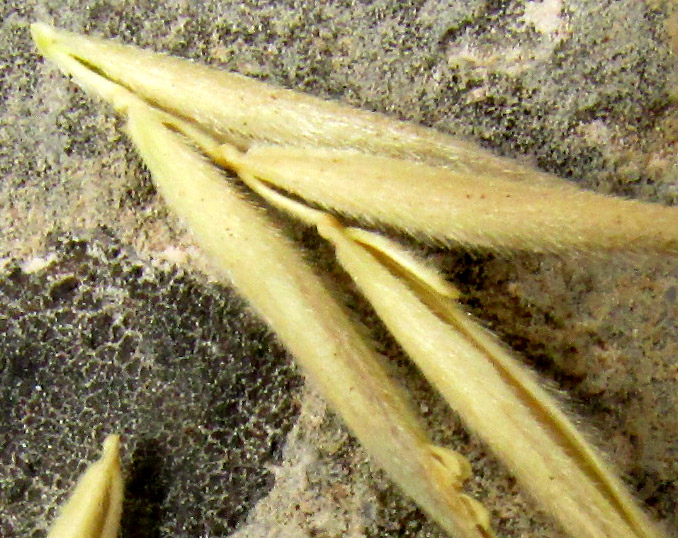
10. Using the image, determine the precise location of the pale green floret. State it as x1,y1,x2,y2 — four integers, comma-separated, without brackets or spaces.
46,435,123,538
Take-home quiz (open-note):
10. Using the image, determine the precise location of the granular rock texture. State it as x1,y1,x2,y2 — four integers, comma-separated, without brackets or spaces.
1,1,677,538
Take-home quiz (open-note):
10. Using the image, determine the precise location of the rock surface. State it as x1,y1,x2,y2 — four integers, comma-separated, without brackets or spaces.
1,2,677,538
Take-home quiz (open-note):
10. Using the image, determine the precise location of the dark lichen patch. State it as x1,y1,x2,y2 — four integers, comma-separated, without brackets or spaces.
0,230,302,537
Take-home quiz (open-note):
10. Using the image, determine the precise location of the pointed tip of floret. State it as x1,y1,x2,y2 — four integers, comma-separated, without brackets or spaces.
101,434,121,460
31,23,59,56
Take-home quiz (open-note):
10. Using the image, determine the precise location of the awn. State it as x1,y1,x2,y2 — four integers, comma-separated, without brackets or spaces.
32,24,675,538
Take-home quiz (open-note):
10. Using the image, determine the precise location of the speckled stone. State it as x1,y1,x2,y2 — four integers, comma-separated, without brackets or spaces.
1,2,677,538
